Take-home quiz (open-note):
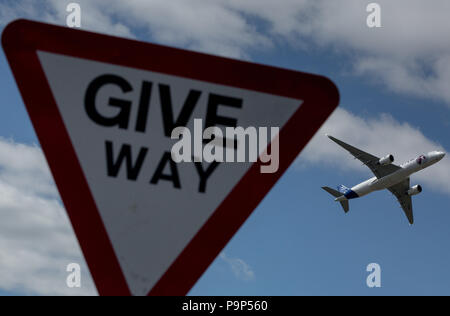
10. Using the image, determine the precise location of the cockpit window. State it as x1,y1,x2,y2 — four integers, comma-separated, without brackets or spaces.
416,155,426,165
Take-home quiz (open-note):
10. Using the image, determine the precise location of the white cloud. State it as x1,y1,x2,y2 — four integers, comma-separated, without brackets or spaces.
47,0,134,38
224,0,450,105
0,0,270,58
0,1,47,26
0,0,133,38
220,252,255,281
0,138,96,295
299,108,450,195
107,0,271,58
2,1,450,104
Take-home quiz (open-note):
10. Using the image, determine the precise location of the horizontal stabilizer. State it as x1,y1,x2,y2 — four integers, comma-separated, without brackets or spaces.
340,200,349,213
322,186,341,198
322,186,349,213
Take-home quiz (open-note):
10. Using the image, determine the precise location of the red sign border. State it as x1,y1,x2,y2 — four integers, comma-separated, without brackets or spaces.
2,19,339,296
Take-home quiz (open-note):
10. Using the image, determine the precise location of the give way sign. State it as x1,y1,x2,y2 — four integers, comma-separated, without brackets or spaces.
2,20,339,296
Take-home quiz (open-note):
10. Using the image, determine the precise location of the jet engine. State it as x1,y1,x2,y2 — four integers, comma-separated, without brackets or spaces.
378,154,394,165
407,185,422,196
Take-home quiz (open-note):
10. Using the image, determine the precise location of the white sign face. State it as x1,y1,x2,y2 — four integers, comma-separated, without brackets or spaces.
38,51,302,295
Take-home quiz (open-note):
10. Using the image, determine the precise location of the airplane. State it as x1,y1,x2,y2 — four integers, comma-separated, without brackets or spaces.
322,134,446,224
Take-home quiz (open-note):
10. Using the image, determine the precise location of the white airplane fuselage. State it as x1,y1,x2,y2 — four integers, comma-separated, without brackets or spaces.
336,151,445,201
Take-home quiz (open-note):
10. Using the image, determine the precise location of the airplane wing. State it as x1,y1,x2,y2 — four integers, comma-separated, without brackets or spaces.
327,135,401,178
387,178,414,224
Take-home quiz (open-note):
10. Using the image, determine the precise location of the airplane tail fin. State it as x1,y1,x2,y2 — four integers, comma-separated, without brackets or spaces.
322,186,349,213
337,184,351,195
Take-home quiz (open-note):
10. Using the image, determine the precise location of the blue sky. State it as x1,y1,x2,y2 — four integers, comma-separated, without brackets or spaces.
191,37,450,296
0,0,450,295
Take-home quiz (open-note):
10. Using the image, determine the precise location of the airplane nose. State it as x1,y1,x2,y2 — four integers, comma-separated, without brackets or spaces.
439,152,446,160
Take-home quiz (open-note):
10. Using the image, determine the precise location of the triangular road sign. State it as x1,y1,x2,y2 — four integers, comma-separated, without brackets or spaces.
2,20,339,296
